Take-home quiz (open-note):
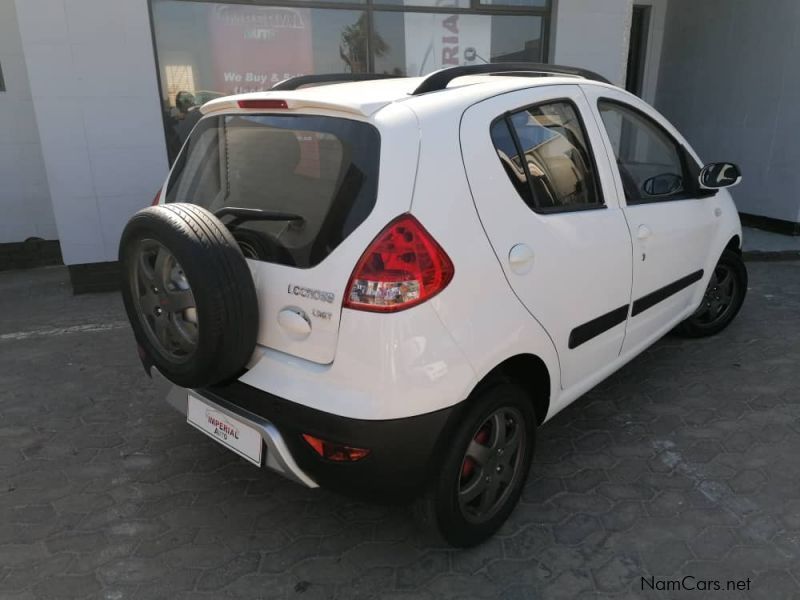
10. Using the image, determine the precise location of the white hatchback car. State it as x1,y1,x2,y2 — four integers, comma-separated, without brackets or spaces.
119,64,747,547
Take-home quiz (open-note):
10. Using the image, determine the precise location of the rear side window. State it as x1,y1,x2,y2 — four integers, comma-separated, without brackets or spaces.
166,114,380,268
490,101,603,212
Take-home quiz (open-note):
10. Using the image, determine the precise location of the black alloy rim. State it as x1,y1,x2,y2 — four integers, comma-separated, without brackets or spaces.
693,263,738,325
458,406,526,524
131,239,199,362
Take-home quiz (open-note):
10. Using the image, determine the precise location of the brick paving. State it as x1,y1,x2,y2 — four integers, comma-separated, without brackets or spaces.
0,261,799,599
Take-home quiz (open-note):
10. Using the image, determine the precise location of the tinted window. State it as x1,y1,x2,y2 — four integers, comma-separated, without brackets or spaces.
166,114,380,268
490,119,534,206
491,101,603,211
598,100,686,203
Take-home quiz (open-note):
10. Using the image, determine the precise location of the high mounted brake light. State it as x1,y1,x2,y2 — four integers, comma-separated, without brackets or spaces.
343,214,454,313
237,99,289,110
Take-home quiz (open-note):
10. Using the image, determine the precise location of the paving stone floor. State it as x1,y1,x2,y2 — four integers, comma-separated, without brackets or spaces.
1,261,799,599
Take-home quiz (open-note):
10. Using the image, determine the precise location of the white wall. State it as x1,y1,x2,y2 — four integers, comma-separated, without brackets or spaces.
0,0,56,243
551,0,634,87
14,0,169,265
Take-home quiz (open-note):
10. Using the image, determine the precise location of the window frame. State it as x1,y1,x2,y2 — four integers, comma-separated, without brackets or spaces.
596,97,713,206
490,97,608,215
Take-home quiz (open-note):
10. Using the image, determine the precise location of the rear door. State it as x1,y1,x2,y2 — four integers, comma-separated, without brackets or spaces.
165,109,416,364
461,85,633,391
582,86,720,354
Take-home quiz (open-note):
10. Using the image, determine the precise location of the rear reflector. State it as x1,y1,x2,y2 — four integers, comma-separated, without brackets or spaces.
302,434,370,462
344,214,454,312
151,189,161,206
237,99,288,110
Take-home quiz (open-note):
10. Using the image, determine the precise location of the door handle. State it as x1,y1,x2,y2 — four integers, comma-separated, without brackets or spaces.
508,243,535,275
637,225,652,241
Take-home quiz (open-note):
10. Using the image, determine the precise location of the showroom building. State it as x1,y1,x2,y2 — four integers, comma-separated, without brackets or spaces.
0,0,797,291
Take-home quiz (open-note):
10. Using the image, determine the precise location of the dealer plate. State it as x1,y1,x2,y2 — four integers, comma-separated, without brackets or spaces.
187,395,263,466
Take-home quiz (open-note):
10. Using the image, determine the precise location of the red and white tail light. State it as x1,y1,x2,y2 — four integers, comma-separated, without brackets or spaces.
344,214,454,313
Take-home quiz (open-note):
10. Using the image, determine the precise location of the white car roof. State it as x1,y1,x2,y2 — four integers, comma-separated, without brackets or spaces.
201,74,617,118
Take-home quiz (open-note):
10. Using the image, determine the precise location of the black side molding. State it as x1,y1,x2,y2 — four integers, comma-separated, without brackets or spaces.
632,270,704,317
569,305,629,349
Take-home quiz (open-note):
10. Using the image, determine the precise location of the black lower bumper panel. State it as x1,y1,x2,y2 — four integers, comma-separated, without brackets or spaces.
200,380,459,501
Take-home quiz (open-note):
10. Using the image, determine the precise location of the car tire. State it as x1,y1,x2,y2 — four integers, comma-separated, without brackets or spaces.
119,203,259,388
675,248,747,338
414,381,536,547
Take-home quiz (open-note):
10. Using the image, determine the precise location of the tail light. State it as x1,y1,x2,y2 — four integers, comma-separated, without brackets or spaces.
151,189,162,206
343,214,454,313
302,434,370,462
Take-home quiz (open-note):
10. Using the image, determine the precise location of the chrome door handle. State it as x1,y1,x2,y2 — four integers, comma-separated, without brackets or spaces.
637,225,652,240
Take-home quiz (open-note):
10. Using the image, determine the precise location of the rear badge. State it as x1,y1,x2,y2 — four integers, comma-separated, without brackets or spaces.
287,285,335,304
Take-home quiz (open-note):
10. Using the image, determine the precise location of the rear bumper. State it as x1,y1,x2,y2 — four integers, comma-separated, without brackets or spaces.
166,384,317,488
167,379,457,501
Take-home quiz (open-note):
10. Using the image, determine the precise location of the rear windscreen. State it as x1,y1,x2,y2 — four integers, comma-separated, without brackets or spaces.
166,114,380,268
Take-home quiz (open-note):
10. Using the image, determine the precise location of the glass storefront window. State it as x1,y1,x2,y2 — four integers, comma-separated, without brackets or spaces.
151,0,550,162
374,0,470,8
479,0,547,7
153,1,368,158
373,12,543,75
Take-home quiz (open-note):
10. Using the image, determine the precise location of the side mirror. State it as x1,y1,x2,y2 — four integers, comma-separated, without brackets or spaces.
700,162,742,189
643,173,683,196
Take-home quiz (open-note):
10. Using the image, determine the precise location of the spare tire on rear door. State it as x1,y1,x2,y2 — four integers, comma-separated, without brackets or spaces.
119,203,259,388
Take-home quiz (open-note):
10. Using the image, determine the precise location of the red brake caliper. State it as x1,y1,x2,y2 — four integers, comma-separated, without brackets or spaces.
461,426,490,479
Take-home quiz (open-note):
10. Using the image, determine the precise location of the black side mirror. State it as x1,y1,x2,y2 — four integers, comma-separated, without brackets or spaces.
700,163,742,189
643,173,683,196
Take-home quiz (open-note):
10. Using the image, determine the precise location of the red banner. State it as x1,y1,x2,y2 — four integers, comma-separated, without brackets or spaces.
208,4,314,95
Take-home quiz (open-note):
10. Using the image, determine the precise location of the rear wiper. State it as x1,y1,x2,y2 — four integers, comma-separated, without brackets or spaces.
214,207,305,228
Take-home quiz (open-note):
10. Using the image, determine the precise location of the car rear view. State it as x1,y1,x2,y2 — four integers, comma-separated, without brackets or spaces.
118,88,480,533
164,107,382,365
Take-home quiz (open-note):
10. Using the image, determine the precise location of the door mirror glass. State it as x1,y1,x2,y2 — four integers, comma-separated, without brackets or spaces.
642,173,683,196
699,162,742,189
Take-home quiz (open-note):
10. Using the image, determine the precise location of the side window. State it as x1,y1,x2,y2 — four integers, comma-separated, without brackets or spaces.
598,100,687,203
490,101,603,212
490,119,534,206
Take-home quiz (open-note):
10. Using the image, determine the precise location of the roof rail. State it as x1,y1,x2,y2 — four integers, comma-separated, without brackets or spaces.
271,73,401,91
411,63,611,95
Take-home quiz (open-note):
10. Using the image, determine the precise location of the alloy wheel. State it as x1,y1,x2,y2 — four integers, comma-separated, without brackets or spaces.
458,406,526,524
131,239,199,361
693,263,738,325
